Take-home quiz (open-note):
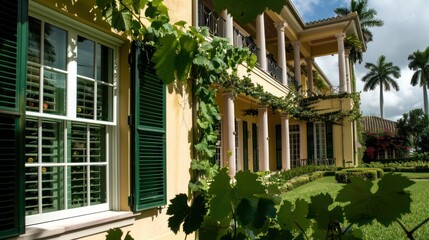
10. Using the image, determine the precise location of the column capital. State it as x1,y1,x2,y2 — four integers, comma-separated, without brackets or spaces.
291,41,301,48
274,21,287,30
258,104,268,109
335,32,345,40
222,92,235,100
305,57,314,62
280,112,290,119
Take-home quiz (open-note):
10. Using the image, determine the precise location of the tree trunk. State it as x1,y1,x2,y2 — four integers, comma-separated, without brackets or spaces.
380,81,384,119
423,85,429,115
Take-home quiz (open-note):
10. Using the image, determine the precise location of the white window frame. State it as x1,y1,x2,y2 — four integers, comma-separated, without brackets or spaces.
289,124,300,168
313,122,327,160
26,2,121,226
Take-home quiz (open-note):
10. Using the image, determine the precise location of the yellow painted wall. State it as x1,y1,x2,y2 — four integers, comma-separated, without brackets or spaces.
238,65,290,98
32,1,194,239
25,1,358,239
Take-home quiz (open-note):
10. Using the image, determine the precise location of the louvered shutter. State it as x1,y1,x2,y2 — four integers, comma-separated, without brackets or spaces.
326,121,334,159
0,0,27,238
275,124,282,170
252,123,258,171
306,122,314,162
242,121,248,170
130,42,166,211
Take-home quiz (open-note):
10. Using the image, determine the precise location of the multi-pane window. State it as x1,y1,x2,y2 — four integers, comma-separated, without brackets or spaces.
313,122,327,160
213,122,222,167
25,16,116,223
289,124,300,168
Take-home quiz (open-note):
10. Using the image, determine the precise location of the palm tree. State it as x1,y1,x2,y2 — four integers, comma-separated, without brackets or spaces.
408,47,429,115
335,0,384,43
362,55,401,119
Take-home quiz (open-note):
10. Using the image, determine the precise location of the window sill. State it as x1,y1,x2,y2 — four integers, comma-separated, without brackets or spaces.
16,211,136,240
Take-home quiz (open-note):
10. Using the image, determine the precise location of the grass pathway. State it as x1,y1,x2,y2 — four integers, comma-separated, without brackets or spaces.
281,175,429,239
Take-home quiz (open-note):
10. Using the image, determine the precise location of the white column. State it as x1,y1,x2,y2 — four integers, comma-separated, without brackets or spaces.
274,21,288,86
292,41,302,94
336,33,347,93
306,57,314,96
258,105,269,171
345,48,352,93
256,14,267,71
222,93,236,177
192,0,199,26
221,10,234,44
281,114,291,170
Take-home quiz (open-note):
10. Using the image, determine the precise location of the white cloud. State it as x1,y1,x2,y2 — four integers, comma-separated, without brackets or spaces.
308,0,429,121
291,0,322,16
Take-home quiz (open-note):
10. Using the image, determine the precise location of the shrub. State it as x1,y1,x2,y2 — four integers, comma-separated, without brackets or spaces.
335,168,382,183
280,171,326,192
363,161,429,172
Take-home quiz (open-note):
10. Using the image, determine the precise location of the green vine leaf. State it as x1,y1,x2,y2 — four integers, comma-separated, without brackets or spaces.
167,193,207,235
235,170,265,198
236,198,256,226
211,0,284,24
176,34,198,81
96,0,114,10
277,199,310,232
258,228,293,240
336,173,414,226
152,33,179,84
132,0,148,14
208,169,233,220
199,216,231,240
308,193,344,229
252,198,276,229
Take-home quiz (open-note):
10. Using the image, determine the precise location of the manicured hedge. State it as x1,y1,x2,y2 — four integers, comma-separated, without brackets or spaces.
363,161,429,172
335,168,383,183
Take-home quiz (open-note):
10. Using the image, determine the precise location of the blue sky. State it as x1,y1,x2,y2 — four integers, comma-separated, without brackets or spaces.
290,0,429,121
291,0,347,22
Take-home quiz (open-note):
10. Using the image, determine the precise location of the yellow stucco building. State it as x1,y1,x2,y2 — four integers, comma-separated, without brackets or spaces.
0,0,364,239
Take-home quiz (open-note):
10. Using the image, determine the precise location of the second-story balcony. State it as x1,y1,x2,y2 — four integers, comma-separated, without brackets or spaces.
198,1,284,85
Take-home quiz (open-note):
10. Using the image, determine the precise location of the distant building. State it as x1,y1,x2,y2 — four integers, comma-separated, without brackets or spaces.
362,116,405,161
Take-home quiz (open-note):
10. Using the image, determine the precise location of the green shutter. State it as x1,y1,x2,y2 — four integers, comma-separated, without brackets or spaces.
0,0,27,238
242,121,248,170
306,122,314,162
326,121,334,159
252,123,258,171
275,124,282,170
130,42,166,211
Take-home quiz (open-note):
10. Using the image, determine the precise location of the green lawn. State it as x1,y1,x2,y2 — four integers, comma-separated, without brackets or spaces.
281,176,429,239
397,172,429,179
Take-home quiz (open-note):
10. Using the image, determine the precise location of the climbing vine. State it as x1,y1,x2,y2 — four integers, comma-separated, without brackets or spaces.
96,0,362,191
95,1,429,240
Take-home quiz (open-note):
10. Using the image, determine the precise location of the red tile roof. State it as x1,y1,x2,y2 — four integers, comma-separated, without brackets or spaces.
363,116,398,133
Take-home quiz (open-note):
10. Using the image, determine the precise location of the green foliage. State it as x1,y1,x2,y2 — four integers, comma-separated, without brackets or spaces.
363,129,408,162
167,169,419,239
166,193,207,234
363,160,429,173
211,0,284,24
105,228,134,240
278,199,310,231
398,108,429,152
336,173,414,227
335,168,384,183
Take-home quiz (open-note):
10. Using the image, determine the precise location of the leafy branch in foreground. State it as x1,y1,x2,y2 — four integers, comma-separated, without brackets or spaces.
167,171,421,240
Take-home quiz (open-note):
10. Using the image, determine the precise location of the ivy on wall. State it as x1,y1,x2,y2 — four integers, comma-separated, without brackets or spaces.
95,0,362,191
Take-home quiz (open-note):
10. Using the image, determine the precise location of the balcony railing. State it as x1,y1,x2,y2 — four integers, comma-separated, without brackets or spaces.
267,54,282,82
198,2,226,37
198,1,283,85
